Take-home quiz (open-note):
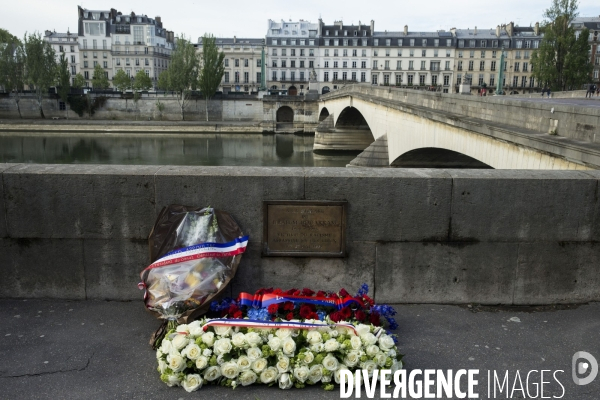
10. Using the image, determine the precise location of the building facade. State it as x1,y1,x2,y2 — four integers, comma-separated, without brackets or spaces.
77,6,173,89
197,37,264,94
43,30,80,85
572,16,600,83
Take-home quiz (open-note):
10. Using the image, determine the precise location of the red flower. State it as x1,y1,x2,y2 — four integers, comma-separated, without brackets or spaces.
293,290,301,296
273,288,283,295
316,291,327,297
301,288,315,296
340,307,352,320
369,312,381,326
354,310,367,322
228,305,239,315
267,304,279,314
309,312,319,320
339,288,350,297
263,287,274,294
233,310,243,319
363,295,375,306
299,305,313,319
283,302,295,311
330,312,342,322
286,312,294,321
285,288,297,295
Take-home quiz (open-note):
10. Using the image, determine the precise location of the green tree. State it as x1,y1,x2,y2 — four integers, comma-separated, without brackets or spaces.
157,70,169,91
133,69,152,92
160,35,199,120
92,63,110,89
112,69,131,92
56,53,70,106
72,73,86,89
531,0,592,90
0,34,25,117
0,28,19,43
23,32,56,118
198,34,225,121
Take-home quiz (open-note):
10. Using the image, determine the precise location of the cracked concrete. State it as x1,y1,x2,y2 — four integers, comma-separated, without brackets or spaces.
0,299,599,399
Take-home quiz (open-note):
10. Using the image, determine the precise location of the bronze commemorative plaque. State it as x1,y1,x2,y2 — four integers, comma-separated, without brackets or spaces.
263,201,347,257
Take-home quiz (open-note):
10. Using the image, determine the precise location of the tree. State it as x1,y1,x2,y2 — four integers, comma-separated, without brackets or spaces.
0,28,19,43
23,32,56,118
92,63,110,89
56,53,70,105
112,69,131,92
160,35,199,120
0,33,25,117
198,34,225,121
531,0,592,91
72,73,86,89
133,69,152,92
157,70,169,91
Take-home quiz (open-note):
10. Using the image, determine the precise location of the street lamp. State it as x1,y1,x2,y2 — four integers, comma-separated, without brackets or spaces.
496,46,506,95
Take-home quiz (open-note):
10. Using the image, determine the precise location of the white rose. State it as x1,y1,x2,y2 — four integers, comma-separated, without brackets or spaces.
391,360,403,374
183,343,202,360
172,334,189,351
308,364,323,384
260,366,279,384
276,328,292,339
164,373,181,387
335,365,349,384
279,373,293,389
282,337,296,356
251,357,268,374
239,370,257,386
213,338,232,356
309,343,324,354
195,356,208,370
203,366,222,382
322,354,339,371
321,373,332,383
202,349,212,357
324,338,340,352
361,360,377,377
387,349,397,358
237,355,252,371
231,332,246,348
189,325,204,338
350,336,362,350
375,352,388,367
188,320,202,331
202,332,215,347
306,331,322,345
176,324,190,334
344,351,360,367
214,326,232,337
379,335,395,351
355,324,371,336
267,336,282,352
160,339,173,354
302,351,315,365
361,333,377,346
167,353,186,373
216,355,225,365
276,355,290,373
293,365,310,383
245,332,262,347
182,373,202,392
157,359,167,374
366,344,379,357
247,347,262,361
156,349,163,360
221,361,240,379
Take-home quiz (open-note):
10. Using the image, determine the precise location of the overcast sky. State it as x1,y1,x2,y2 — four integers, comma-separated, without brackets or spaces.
3,0,599,41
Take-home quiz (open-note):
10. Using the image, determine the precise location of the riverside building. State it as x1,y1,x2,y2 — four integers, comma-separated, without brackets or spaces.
572,16,600,83
43,30,80,85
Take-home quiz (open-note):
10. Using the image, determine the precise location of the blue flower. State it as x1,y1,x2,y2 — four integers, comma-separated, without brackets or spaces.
316,311,326,321
248,307,270,321
357,283,369,297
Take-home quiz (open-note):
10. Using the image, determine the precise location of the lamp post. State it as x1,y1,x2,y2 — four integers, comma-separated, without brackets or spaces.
260,39,266,91
496,46,506,95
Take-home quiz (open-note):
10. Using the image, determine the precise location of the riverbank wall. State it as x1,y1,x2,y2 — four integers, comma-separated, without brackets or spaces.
1,164,598,305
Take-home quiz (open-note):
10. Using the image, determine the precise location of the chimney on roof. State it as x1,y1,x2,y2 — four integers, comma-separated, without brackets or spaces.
496,25,501,37
155,16,162,27
233,36,237,43
474,26,477,35
507,21,514,36
404,25,408,35
371,20,374,33
534,22,539,35
45,30,52,37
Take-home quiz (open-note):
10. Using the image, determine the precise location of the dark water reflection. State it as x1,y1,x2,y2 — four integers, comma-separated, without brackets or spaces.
0,132,356,167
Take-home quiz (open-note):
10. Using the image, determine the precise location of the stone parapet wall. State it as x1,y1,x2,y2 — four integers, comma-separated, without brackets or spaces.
1,165,598,305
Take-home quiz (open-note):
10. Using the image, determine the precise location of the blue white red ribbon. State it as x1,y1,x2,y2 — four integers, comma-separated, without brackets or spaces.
237,292,363,310
198,318,359,335
143,236,249,271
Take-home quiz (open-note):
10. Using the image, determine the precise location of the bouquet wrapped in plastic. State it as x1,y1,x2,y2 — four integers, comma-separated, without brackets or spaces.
139,205,248,348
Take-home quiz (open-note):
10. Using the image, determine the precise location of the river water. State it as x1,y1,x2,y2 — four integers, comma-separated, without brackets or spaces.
0,132,357,167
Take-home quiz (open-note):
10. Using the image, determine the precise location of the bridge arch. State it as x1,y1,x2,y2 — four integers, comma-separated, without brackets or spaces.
391,148,493,169
318,107,330,122
276,106,294,123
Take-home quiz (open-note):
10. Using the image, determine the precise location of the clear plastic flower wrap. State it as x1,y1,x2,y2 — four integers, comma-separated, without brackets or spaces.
139,205,248,348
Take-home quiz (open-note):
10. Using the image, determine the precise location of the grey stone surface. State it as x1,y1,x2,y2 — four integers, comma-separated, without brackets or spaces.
0,164,18,238
375,242,517,304
448,170,598,242
0,238,85,299
583,170,600,241
83,239,149,300
514,242,600,304
154,166,305,244
3,164,160,239
305,168,452,241
231,241,375,295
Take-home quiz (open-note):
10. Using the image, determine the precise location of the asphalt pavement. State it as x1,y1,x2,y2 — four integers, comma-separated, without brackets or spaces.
1,300,599,399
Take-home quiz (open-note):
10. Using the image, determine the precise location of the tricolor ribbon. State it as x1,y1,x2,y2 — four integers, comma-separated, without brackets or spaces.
237,292,363,311
143,236,249,272
199,318,360,335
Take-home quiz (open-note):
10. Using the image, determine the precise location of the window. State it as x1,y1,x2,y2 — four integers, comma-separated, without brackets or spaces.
361,72,366,82
362,49,367,57
93,52,97,58
409,49,414,57
225,59,229,67
408,60,414,70
515,51,521,59
352,61,356,68
396,60,402,70
385,49,390,57
84,71,89,79
103,61,107,68
395,74,402,85
281,60,286,68
373,50,377,57
272,49,277,56
386,39,391,46
309,61,314,68
372,60,377,69
300,61,305,68
71,55,75,63
446,39,451,47
490,75,495,86
272,60,277,67
372,74,378,84
514,62,520,72
71,66,76,75
291,49,295,56
491,61,496,71
244,59,249,67
324,72,329,81
434,50,438,57
333,61,338,68
324,61,329,68
235,59,240,67
374,39,379,46
343,49,348,57
383,74,390,84
481,51,486,58
492,51,497,58
257,59,261,67
291,60,295,68
257,72,262,83
479,61,485,70
84,61,88,68
524,41,531,49
342,72,347,80
458,40,464,48
521,76,527,87
384,60,390,69
422,39,427,46
244,72,249,83
458,51,463,58
533,41,539,49
420,61,426,70
342,61,347,68
457,61,463,71
421,50,426,57
470,51,474,58
309,49,314,56
481,40,486,47
524,51,530,59
479,74,484,85
469,40,475,47
443,75,450,86
398,39,403,46
410,39,415,46
468,61,474,71
431,75,437,85
408,74,414,85
361,61,366,68
351,72,356,81
59,45,64,52
419,75,426,85
300,71,305,81
103,52,107,58
70,46,74,52
446,50,451,57
523,62,528,72
434,39,439,47
445,61,450,70
492,40,498,48
272,71,277,80
83,39,87,49
513,76,519,87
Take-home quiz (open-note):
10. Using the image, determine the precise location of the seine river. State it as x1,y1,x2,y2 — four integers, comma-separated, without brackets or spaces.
0,132,357,167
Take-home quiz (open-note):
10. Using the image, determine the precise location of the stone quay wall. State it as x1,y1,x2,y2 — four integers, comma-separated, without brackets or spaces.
1,164,599,305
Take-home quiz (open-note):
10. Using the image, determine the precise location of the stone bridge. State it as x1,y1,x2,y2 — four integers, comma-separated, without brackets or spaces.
317,85,600,169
